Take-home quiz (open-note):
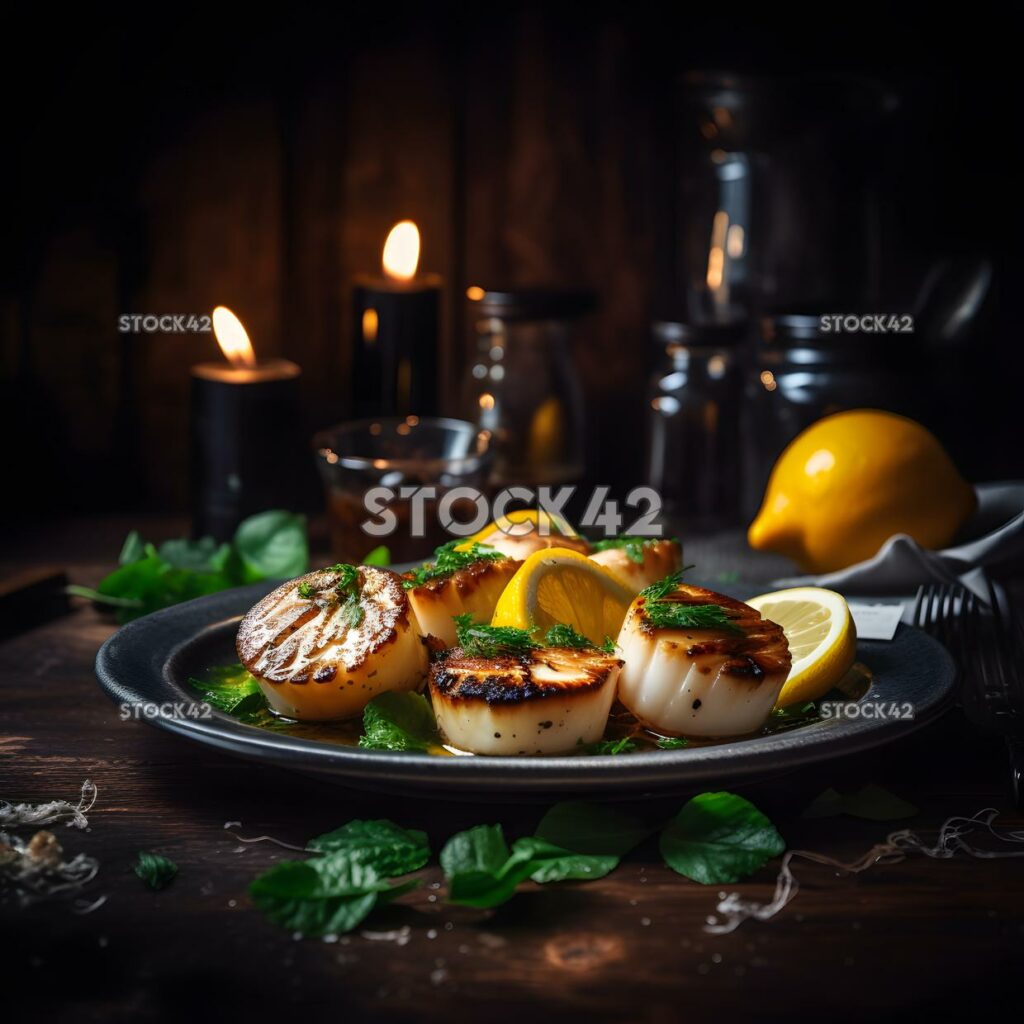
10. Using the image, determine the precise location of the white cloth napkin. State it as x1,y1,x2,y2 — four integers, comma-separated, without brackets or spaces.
774,482,1024,599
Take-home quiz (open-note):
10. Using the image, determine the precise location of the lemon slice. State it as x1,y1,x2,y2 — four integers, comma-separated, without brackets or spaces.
746,587,857,707
491,547,632,645
458,508,578,550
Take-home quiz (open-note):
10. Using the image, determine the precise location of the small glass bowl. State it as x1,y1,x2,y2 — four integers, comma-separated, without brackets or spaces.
314,416,492,563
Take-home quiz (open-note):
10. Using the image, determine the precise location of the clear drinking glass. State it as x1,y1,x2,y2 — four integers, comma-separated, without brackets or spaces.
314,417,492,564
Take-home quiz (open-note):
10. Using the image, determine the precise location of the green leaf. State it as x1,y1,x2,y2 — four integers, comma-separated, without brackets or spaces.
659,792,785,885
189,664,269,718
233,510,309,583
656,737,689,750
515,837,617,884
158,536,232,574
249,855,413,937
358,692,439,752
802,784,919,822
308,819,430,877
440,825,536,908
119,530,146,565
534,801,649,858
134,851,178,890
362,545,391,567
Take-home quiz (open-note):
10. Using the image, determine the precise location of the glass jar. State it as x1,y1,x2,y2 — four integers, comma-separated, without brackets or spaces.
646,321,746,532
461,289,592,487
741,313,923,517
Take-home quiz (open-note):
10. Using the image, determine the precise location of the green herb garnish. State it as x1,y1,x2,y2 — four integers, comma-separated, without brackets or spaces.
358,692,439,752
403,540,504,589
297,581,316,599
639,567,742,634
541,623,616,654
68,511,308,623
188,664,268,719
452,613,539,658
585,736,638,755
134,851,178,890
656,736,690,750
591,534,678,564
327,564,364,627
659,791,785,884
768,701,818,730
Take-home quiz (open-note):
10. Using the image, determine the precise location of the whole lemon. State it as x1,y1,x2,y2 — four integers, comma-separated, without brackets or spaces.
748,410,976,574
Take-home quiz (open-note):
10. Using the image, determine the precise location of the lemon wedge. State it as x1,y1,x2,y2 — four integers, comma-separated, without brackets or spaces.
746,587,857,707
491,547,633,646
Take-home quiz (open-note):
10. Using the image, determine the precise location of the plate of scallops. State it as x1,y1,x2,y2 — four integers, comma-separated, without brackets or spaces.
95,514,956,797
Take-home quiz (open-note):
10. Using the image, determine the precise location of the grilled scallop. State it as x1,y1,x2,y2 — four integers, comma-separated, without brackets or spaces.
403,557,520,648
477,530,591,561
589,538,683,593
236,565,428,721
616,584,791,738
430,647,622,755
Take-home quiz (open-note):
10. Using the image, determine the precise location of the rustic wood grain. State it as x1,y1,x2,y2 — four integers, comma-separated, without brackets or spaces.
1,526,1022,1020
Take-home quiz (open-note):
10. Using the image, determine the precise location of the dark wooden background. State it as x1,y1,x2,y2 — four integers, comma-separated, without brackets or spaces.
2,4,1020,528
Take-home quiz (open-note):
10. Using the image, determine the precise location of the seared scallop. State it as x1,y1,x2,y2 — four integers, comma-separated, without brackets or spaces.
589,538,683,593
430,647,622,755
237,565,428,721
477,530,591,561
616,583,791,738
403,557,520,648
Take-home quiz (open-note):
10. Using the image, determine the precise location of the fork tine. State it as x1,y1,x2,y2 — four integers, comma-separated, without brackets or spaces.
911,584,927,631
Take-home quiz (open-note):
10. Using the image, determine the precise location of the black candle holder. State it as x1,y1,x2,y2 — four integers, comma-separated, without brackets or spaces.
352,273,441,418
190,360,302,541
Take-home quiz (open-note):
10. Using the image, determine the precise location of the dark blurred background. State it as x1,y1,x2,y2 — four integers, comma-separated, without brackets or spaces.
2,2,1021,533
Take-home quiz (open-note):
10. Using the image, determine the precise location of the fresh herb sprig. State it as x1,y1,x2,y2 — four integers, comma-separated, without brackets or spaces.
591,534,678,564
453,614,539,658
134,851,178,890
542,623,616,654
328,563,364,628
403,540,504,589
639,567,743,634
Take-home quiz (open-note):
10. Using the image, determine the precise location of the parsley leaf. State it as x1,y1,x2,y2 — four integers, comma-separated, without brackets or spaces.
134,851,178,890
659,791,785,884
308,820,430,876
188,665,268,719
358,692,439,752
403,540,503,589
297,581,316,599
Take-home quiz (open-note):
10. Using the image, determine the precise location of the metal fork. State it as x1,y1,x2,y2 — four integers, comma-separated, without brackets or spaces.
912,580,1024,808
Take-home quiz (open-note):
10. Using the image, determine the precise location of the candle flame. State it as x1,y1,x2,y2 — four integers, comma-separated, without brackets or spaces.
212,306,257,369
382,221,420,282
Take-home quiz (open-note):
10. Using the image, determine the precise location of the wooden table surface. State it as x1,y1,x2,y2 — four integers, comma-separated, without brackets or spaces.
2,519,1023,1022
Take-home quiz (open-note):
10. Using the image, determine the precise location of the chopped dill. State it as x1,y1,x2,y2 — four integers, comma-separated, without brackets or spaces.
403,540,503,589
638,566,742,634
543,623,616,654
656,736,690,750
584,736,637,755
453,614,539,658
591,534,678,564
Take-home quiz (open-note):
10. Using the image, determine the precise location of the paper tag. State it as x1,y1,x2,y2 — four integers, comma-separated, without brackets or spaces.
847,603,903,642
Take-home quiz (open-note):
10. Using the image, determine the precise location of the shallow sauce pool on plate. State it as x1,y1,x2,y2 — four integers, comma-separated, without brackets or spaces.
190,662,873,755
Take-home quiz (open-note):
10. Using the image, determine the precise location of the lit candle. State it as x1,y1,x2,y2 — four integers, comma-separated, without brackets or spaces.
190,306,302,540
352,221,441,417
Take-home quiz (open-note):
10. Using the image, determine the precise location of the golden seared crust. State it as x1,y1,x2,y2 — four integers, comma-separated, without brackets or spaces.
635,583,791,680
483,532,591,560
237,566,412,684
402,556,520,599
430,647,622,706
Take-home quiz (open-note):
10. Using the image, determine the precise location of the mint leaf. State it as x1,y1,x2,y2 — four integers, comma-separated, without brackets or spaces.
440,823,510,878
659,792,785,885
534,801,649,858
119,530,146,565
189,664,268,718
249,855,413,937
134,851,178,890
803,784,918,822
233,510,309,583
359,692,438,752
158,536,232,574
308,820,430,876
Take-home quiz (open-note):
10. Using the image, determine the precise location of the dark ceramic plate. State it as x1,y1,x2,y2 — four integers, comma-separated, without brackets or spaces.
95,581,956,798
